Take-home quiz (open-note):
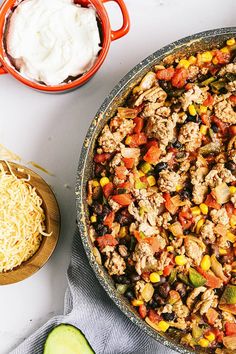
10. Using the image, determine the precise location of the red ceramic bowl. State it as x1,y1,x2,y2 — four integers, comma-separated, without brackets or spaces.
0,0,130,92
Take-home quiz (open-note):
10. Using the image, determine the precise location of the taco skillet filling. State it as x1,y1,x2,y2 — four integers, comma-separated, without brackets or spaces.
87,38,236,352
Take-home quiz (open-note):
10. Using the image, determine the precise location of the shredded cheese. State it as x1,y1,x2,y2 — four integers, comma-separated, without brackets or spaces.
0,163,51,272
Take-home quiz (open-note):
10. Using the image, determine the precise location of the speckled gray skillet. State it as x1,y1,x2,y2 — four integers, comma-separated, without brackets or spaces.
76,27,236,354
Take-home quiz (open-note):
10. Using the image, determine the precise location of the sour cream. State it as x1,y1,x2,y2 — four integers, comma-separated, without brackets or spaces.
6,0,101,85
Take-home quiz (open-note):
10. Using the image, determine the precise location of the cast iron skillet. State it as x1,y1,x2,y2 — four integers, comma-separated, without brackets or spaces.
76,28,236,354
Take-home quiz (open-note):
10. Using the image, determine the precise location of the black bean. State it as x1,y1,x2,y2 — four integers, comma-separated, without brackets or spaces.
186,114,198,123
172,140,183,149
183,229,190,235
155,162,168,174
115,214,130,226
225,161,236,172
149,300,158,309
156,283,170,299
180,188,192,200
174,282,187,297
211,123,219,133
124,288,135,300
162,312,175,321
94,164,106,177
130,273,141,283
91,201,103,215
95,224,109,236
220,253,234,264
153,293,166,306
113,275,130,285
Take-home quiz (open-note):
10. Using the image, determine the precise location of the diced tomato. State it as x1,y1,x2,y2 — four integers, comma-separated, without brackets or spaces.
96,234,118,249
225,202,236,217
201,113,210,126
122,157,135,169
229,95,236,104
148,309,161,323
140,175,148,185
203,93,214,107
94,153,111,163
103,211,115,228
206,308,219,325
112,193,132,206
163,192,178,215
205,193,221,210
115,166,127,180
145,139,159,150
211,115,228,135
196,267,223,288
229,125,236,136
225,322,236,336
103,182,114,199
143,145,161,164
134,117,144,134
212,328,224,343
171,67,188,88
163,264,174,277
214,49,230,64
145,237,162,253
126,133,147,147
139,304,147,319
178,207,193,230
156,67,175,81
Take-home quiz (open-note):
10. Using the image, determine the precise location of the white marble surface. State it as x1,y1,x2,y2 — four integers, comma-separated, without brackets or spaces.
0,0,235,353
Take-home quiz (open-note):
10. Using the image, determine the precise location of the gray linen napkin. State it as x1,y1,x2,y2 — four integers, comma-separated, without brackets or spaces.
12,228,177,354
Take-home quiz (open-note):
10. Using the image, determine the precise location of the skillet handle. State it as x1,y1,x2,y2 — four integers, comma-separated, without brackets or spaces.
0,65,7,75
101,0,130,41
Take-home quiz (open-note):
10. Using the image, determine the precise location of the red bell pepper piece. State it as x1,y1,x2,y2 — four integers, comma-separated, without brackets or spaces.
171,67,188,88
178,207,193,230
156,67,175,81
115,166,127,180
205,193,221,210
139,304,147,319
122,157,135,169
163,192,178,215
214,49,230,64
112,193,132,206
143,145,161,164
148,309,161,323
229,95,236,104
134,117,144,134
103,211,115,228
94,153,111,163
225,322,236,336
96,234,118,250
103,182,114,199
126,133,147,147
203,93,214,107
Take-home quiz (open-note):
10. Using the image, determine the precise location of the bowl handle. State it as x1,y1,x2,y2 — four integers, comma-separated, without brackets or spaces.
0,65,7,75
101,0,130,41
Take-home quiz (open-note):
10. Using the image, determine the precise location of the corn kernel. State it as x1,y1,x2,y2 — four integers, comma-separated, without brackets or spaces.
188,55,197,64
200,255,211,271
92,180,100,187
200,124,208,135
219,248,227,255
175,255,187,266
176,184,183,192
90,215,97,223
178,59,190,69
199,105,208,114
201,51,213,63
189,104,197,116
226,231,236,243
157,321,170,332
200,203,208,215
100,177,110,187
198,338,210,348
230,215,236,228
125,136,132,145
147,175,156,187
212,57,218,65
138,170,145,177
141,162,152,174
191,206,201,216
221,46,230,54
204,332,216,342
131,299,144,307
229,186,236,194
196,219,205,234
150,272,161,283
119,226,127,238
167,246,174,252
227,38,236,46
